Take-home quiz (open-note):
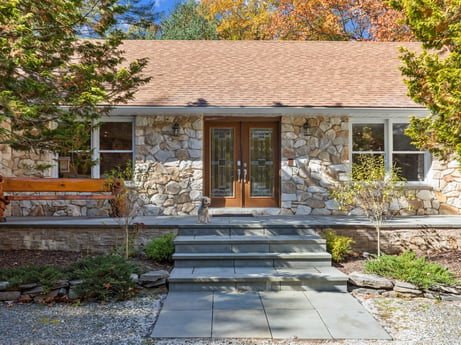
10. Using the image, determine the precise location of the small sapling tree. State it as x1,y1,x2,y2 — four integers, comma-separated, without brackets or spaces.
330,155,406,256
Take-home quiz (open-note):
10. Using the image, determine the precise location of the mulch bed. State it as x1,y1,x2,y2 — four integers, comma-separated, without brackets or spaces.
334,250,461,280
0,250,172,272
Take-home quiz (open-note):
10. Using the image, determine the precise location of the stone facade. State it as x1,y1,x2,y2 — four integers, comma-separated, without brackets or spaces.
134,115,204,216
319,227,461,255
1,114,461,217
280,116,349,215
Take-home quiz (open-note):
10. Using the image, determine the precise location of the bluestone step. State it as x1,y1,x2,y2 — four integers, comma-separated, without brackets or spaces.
174,235,327,253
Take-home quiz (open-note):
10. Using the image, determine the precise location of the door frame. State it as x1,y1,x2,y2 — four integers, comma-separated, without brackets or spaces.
204,117,281,208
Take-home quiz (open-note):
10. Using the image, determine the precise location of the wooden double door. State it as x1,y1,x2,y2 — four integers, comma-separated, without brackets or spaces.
204,118,280,208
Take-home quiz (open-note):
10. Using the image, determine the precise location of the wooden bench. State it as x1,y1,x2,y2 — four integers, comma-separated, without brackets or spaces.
0,176,126,222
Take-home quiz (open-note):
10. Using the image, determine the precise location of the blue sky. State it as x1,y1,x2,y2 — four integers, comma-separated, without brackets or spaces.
155,0,183,16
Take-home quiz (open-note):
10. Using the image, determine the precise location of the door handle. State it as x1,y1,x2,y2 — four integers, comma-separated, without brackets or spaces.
236,161,241,183
243,168,247,183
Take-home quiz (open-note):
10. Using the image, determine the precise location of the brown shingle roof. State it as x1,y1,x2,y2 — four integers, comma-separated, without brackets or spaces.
122,40,422,109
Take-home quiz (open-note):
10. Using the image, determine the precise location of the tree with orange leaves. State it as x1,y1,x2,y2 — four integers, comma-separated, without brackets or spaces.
199,0,277,40
199,0,414,41
270,0,414,41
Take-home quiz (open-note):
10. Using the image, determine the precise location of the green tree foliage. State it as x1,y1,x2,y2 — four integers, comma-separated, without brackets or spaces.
0,0,150,155
118,0,160,39
330,155,406,256
161,0,218,40
390,0,461,161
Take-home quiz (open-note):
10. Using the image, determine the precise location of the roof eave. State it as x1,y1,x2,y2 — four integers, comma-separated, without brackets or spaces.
109,106,429,118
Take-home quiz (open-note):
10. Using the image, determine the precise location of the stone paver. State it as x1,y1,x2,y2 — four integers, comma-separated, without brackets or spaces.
151,291,392,340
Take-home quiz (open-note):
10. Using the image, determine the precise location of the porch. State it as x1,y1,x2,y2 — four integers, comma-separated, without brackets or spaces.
1,214,460,255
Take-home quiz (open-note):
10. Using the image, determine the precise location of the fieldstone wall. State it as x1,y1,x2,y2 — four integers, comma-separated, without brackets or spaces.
134,115,204,216
281,115,349,215
1,222,459,256
429,159,461,214
0,225,177,254
319,227,461,255
1,114,461,217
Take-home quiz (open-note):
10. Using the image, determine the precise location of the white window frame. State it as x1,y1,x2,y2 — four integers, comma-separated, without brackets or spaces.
91,116,135,178
349,118,430,183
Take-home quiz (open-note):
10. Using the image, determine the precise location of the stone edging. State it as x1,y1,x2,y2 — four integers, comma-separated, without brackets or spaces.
0,270,169,303
348,271,461,301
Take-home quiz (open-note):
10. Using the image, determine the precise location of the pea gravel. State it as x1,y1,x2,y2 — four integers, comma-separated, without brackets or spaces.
1,294,460,345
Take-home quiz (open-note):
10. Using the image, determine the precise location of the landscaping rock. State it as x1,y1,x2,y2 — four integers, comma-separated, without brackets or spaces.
348,272,394,289
18,283,39,291
440,294,461,301
130,273,139,283
393,281,423,295
0,282,9,291
0,291,20,301
431,285,460,295
143,279,167,288
139,270,169,285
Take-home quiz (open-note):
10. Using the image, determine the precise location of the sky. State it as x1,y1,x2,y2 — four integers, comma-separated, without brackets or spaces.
155,0,184,16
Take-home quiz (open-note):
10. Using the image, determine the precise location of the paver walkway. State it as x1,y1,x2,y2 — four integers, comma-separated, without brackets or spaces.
151,291,391,340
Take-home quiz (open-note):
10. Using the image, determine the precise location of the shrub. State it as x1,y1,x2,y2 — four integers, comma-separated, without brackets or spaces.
365,250,459,289
0,265,65,293
321,230,354,262
68,255,140,302
145,234,176,263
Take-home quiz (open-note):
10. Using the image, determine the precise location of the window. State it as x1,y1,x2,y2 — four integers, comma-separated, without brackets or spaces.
392,123,425,181
97,121,134,178
57,119,134,178
352,120,427,181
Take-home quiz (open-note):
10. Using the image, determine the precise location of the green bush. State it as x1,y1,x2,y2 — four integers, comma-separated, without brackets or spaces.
0,265,65,293
365,250,459,289
145,234,176,263
321,230,354,262
68,255,140,302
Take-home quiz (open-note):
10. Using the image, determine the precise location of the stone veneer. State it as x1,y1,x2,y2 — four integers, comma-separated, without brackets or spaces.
1,114,460,217
134,115,204,216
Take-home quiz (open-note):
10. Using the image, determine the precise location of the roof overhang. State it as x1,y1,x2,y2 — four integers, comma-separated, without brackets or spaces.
109,106,430,118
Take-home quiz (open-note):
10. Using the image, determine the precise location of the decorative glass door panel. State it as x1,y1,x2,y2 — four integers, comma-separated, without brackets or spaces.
249,129,274,197
210,128,234,197
205,120,279,208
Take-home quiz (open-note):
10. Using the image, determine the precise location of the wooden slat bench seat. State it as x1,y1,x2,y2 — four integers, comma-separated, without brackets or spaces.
0,176,125,222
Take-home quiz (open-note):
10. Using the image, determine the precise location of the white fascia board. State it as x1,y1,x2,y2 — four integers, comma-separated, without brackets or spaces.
108,106,430,118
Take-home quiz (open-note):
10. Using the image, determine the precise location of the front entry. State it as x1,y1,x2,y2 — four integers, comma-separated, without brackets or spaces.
204,118,280,208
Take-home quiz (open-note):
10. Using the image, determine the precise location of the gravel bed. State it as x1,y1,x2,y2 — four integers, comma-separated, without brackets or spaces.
0,296,164,345
1,294,460,345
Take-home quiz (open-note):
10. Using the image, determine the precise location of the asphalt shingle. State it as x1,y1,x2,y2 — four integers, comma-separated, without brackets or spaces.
121,40,422,109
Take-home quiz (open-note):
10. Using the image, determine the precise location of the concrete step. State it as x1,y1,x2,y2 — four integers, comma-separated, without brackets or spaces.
174,235,327,253
177,225,318,237
173,252,332,268
168,266,348,292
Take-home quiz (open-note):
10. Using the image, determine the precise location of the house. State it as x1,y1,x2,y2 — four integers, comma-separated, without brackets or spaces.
1,40,460,217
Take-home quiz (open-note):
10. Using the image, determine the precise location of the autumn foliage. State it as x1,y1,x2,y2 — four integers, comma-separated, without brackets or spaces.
198,0,414,41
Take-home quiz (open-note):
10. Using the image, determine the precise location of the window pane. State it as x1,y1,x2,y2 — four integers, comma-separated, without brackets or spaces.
100,152,133,177
352,124,385,151
210,128,234,197
100,122,133,150
393,153,425,181
250,128,274,197
393,123,418,151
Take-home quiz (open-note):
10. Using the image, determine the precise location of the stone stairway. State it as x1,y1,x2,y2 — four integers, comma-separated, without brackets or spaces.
168,224,349,292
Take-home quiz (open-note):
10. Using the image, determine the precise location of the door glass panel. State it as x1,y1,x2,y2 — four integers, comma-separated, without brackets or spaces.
210,128,234,197
250,128,274,197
